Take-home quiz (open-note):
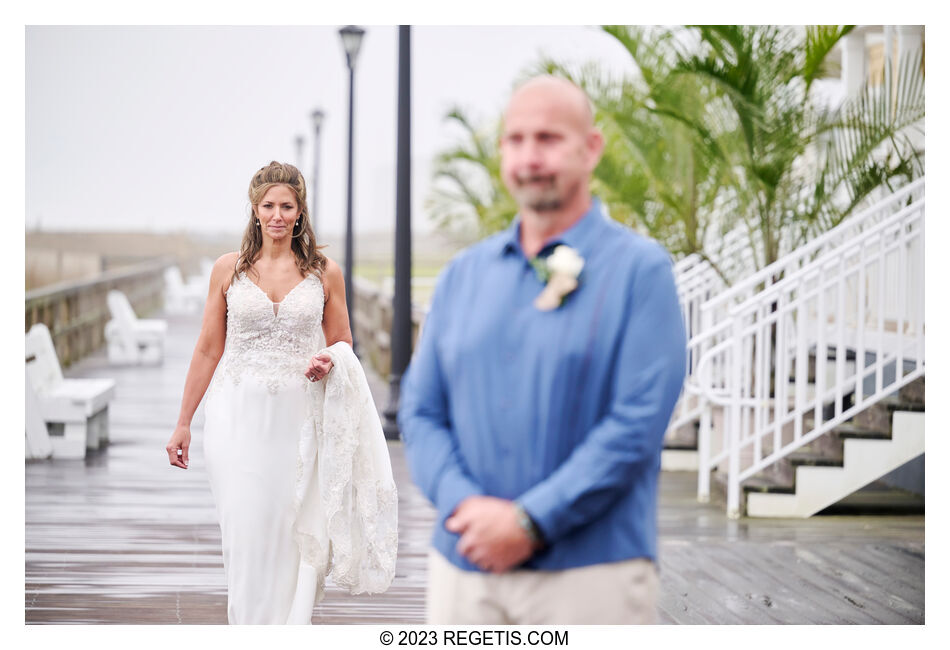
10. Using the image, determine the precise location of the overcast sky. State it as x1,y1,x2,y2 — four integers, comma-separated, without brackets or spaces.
25,25,639,237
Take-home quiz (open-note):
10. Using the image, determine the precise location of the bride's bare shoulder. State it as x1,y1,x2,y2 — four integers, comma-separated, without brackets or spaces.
214,251,240,267
322,255,341,276
321,256,345,287
318,256,344,302
210,252,240,293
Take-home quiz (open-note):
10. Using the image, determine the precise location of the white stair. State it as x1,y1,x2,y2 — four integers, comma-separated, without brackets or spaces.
661,449,699,471
747,410,924,517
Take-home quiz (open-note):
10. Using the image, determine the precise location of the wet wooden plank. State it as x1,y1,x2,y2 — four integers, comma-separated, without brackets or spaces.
26,310,924,624
723,539,883,624
805,543,924,623
654,472,924,624
657,544,760,624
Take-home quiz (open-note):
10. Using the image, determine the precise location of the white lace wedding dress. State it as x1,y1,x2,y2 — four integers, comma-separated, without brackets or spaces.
203,270,398,625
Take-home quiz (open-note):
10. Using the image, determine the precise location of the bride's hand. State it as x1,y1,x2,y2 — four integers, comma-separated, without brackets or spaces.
166,426,191,469
305,353,333,382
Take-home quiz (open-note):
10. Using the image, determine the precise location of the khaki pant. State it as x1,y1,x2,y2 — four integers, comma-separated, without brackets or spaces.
426,549,659,625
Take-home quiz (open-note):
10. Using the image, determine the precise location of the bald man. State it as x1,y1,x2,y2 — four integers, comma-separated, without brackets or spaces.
399,76,687,624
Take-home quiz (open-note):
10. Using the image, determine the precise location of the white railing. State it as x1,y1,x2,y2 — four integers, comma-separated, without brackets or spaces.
677,225,758,328
676,178,925,440
670,224,761,432
703,179,923,318
692,191,925,517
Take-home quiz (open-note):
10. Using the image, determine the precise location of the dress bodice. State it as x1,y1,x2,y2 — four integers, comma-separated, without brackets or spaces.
209,271,326,394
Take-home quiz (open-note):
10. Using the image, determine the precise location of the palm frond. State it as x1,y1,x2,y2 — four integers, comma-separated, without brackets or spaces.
802,25,854,89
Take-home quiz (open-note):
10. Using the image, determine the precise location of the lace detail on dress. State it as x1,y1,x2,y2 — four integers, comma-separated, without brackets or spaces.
292,342,399,598
208,272,325,396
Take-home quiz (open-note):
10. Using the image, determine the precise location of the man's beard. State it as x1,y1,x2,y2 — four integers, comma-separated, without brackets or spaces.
511,174,563,212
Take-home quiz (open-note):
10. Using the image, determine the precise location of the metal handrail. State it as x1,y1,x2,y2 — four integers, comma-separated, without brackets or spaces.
700,177,924,315
724,201,923,319
692,189,925,516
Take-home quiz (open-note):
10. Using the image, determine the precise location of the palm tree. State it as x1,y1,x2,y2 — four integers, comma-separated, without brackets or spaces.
425,108,518,238
427,28,727,260
537,26,733,260
425,25,924,282
672,25,924,275
807,48,925,234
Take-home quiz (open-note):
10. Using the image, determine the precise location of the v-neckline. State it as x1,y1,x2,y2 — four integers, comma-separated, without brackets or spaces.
242,271,310,310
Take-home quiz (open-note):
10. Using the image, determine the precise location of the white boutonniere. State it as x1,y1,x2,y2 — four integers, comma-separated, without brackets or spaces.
531,245,585,311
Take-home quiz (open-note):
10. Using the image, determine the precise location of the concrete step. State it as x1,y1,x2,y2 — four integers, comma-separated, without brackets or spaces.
788,451,844,469
661,448,699,472
749,406,916,490
740,473,795,495
699,375,925,515
662,420,698,471
882,395,925,412
745,411,924,517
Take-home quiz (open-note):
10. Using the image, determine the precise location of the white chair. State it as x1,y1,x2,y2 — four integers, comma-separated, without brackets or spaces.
163,266,205,314
25,366,53,460
25,323,116,459
105,290,167,365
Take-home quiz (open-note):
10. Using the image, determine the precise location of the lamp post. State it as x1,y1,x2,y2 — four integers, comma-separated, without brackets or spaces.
310,108,325,239
339,25,365,354
294,134,305,169
383,25,412,440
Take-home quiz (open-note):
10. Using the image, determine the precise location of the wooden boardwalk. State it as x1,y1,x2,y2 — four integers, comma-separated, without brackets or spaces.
25,311,924,624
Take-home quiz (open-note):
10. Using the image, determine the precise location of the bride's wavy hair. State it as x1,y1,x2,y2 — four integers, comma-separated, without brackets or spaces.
234,161,328,285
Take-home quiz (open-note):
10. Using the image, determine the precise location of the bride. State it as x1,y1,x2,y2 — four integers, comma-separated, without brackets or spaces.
165,161,397,624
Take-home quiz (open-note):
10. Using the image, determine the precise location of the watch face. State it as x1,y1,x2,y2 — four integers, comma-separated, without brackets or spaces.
515,504,542,544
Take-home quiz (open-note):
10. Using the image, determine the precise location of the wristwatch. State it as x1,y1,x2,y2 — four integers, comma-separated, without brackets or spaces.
513,502,546,548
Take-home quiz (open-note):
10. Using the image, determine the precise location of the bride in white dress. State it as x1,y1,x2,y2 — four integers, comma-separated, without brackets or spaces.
166,162,397,624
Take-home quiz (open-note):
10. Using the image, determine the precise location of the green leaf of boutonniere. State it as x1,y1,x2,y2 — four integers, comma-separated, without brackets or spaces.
529,256,550,284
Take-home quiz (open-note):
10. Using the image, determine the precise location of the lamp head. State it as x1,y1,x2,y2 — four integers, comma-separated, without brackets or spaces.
311,109,325,133
339,25,366,69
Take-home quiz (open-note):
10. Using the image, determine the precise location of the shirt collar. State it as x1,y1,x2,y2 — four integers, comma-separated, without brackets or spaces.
498,198,606,259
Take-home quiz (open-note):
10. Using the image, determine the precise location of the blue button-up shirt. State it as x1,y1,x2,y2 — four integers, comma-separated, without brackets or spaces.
398,199,687,572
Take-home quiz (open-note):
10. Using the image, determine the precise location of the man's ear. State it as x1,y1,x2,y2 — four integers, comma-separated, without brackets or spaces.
586,128,605,168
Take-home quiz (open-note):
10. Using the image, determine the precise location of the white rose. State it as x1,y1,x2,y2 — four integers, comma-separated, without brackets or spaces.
546,245,584,279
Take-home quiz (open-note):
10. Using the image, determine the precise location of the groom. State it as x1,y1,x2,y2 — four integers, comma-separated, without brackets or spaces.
399,76,686,624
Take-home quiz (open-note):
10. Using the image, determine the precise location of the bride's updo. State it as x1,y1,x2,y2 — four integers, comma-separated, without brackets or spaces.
234,161,328,284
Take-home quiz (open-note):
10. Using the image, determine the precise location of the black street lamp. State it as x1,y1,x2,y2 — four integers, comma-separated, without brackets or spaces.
339,25,365,354
310,108,325,239
383,25,412,440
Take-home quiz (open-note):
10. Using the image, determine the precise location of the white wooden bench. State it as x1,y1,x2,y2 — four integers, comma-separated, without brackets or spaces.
25,366,53,460
105,290,168,365
25,323,116,459
163,265,205,314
